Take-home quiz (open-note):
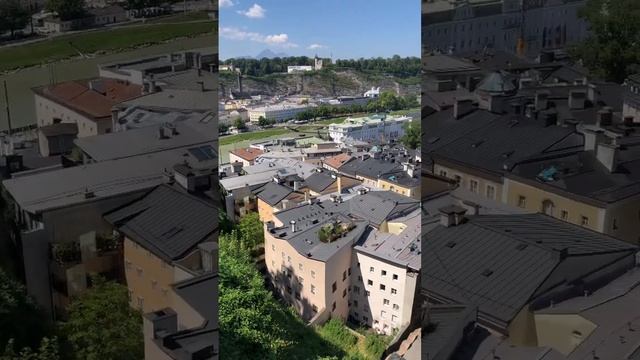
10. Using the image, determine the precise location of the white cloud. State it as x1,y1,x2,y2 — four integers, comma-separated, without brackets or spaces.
219,0,234,7
237,4,266,18
307,44,327,50
220,27,298,48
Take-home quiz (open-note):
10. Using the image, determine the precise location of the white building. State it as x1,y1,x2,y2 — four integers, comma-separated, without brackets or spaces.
248,103,310,123
287,66,314,74
364,87,380,98
422,0,589,57
349,211,420,335
328,114,411,143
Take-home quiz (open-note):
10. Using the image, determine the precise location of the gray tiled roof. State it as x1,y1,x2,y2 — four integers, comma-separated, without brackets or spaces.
423,213,637,329
105,184,217,262
338,157,403,180
255,181,293,206
304,171,336,193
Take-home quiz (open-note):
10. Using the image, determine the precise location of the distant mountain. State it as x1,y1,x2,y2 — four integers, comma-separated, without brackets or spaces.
255,49,289,59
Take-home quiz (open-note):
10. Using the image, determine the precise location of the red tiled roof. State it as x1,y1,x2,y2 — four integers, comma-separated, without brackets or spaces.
34,78,142,121
324,153,353,169
230,147,264,161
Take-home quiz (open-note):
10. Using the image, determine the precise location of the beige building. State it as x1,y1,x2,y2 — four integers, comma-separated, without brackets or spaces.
264,191,421,332
228,147,264,166
33,78,142,143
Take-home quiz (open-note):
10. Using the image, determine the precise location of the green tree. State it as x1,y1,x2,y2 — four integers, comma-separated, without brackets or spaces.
570,0,640,82
63,277,143,360
0,0,29,38
237,212,264,249
258,116,272,127
400,120,420,150
1,337,60,360
219,123,229,134
0,270,49,352
233,117,246,130
46,0,85,21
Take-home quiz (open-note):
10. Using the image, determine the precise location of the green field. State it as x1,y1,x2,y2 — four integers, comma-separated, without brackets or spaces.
219,128,290,146
0,19,216,72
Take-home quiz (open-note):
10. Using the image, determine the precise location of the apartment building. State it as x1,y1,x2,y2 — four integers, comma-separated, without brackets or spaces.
104,183,217,313
422,0,588,57
264,191,420,334
304,170,360,197
255,181,306,223
33,78,143,141
228,147,264,166
338,154,404,188
247,103,310,123
2,122,217,318
328,114,411,144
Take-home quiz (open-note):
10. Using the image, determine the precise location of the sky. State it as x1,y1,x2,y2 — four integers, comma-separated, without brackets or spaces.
219,0,421,60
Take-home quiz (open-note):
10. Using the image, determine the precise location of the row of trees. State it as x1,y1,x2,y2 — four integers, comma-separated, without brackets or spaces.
0,0,29,38
0,269,143,360
221,56,420,78
295,92,419,122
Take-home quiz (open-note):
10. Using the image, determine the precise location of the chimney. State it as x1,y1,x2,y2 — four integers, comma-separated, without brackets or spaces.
542,110,558,127
535,91,549,111
597,108,613,127
197,80,205,92
525,104,536,119
583,128,605,152
146,308,177,341
198,242,218,273
569,90,587,110
111,109,119,130
438,206,467,227
293,181,300,191
290,220,296,233
596,142,619,172
453,99,473,119
337,176,342,194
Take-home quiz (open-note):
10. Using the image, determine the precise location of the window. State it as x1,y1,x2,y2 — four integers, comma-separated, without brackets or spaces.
348,267,351,276
381,310,387,319
136,267,143,277
281,251,285,258
366,290,370,296
343,271,347,281
391,288,397,295
287,256,291,263
311,285,316,294
311,270,316,279
358,275,363,282
486,185,495,199
612,218,618,230
369,266,374,273
312,305,318,313
353,286,360,294
439,170,447,177
299,276,304,285
298,263,303,271
332,282,337,293
392,315,398,323
354,300,359,307
381,270,387,276
363,316,369,323
518,195,527,208
383,299,390,306
393,304,399,310
136,296,144,309
295,292,301,300
380,284,386,291
271,245,276,251
561,210,568,220
367,280,373,286
343,289,347,298
332,302,336,311
151,280,157,290
392,274,398,280
581,216,589,226
470,179,479,193
454,175,462,184
125,260,132,270
542,200,555,216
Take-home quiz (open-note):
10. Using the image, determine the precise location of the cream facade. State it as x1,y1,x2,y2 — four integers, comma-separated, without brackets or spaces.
35,94,108,137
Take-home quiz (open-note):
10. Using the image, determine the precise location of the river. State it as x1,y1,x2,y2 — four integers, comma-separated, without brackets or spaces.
0,34,215,131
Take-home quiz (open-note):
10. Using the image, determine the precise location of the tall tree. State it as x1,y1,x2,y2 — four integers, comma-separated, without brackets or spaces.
400,120,421,150
0,0,29,38
63,277,143,360
570,0,640,83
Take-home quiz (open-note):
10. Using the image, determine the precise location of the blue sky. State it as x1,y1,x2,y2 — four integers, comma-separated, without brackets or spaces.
219,0,420,60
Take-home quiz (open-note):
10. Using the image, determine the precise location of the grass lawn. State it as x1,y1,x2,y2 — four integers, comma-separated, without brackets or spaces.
315,116,348,125
390,107,420,116
0,20,215,72
219,128,290,146
143,11,210,24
